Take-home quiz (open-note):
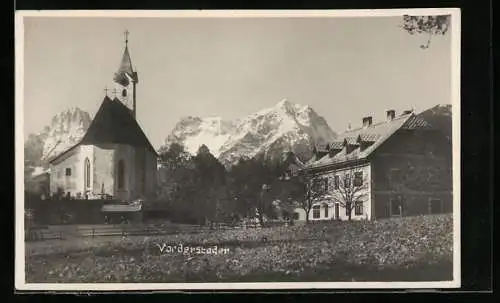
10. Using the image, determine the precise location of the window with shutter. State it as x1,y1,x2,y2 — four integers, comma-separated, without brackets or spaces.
354,172,363,186
344,174,351,188
354,202,363,215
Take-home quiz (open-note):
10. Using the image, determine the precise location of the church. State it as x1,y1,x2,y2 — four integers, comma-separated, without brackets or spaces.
48,33,158,202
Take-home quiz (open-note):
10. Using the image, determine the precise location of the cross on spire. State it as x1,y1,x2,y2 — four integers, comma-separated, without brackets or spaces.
124,29,129,46
104,86,109,96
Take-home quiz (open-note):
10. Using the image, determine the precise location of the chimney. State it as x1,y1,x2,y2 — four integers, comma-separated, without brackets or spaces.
386,110,396,121
362,116,373,128
403,109,413,115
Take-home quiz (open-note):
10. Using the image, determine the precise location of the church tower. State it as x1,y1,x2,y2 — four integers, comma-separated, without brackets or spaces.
113,30,139,119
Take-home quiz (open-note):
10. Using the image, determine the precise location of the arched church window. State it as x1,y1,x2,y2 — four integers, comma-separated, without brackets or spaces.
84,158,91,188
117,160,125,189
122,89,127,97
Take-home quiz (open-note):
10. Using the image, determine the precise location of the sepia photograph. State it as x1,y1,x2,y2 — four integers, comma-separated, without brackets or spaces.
15,9,461,291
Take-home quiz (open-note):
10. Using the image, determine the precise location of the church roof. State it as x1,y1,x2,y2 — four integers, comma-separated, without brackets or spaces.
48,96,157,164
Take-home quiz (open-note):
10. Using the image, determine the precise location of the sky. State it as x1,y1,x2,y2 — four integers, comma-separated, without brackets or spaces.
23,15,452,150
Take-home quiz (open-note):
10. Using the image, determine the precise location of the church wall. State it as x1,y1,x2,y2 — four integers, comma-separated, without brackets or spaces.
132,147,157,199
79,145,94,197
145,149,158,198
134,147,145,198
114,144,136,201
49,146,82,198
93,144,115,198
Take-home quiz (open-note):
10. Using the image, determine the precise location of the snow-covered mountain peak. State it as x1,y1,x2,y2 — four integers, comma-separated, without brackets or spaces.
24,107,92,167
277,98,309,113
163,100,337,166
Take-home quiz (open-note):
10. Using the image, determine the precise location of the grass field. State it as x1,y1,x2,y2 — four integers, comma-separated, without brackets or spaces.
25,214,453,283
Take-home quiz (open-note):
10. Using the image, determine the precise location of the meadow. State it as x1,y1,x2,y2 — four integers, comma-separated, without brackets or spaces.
25,214,453,283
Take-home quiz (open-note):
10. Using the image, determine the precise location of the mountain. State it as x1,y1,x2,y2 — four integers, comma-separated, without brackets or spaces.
417,104,452,141
24,107,92,171
163,99,337,166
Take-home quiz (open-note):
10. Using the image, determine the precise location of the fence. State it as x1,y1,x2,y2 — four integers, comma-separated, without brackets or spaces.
26,198,110,225
25,221,291,241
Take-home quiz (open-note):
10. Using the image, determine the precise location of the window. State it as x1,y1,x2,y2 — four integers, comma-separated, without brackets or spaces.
354,172,363,186
354,202,363,215
312,179,321,192
323,178,329,192
312,205,321,219
429,199,442,214
312,178,328,194
344,174,351,188
389,169,402,185
334,175,340,189
323,204,329,218
84,158,91,188
293,212,300,220
117,159,125,189
65,168,72,176
390,197,403,216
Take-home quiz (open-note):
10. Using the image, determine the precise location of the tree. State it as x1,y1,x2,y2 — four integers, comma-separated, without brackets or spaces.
158,142,191,170
157,142,193,201
281,174,322,224
331,167,369,221
401,15,451,49
228,157,281,225
193,144,226,188
190,144,227,225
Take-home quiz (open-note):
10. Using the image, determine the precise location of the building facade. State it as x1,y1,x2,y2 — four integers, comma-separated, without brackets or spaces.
294,109,453,222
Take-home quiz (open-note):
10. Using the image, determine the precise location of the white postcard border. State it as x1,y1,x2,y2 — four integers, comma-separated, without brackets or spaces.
15,8,462,291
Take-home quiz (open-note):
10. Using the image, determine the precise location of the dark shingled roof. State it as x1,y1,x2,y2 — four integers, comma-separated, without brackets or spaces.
305,113,432,170
80,96,156,152
49,96,157,163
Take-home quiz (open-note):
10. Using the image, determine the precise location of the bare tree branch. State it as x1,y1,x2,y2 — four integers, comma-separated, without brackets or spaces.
330,166,369,220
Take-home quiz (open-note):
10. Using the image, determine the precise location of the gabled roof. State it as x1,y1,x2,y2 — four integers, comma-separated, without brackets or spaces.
48,96,157,164
329,141,344,150
304,113,431,170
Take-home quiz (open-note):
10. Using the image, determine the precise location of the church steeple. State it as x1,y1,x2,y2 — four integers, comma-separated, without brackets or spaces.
113,30,138,119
